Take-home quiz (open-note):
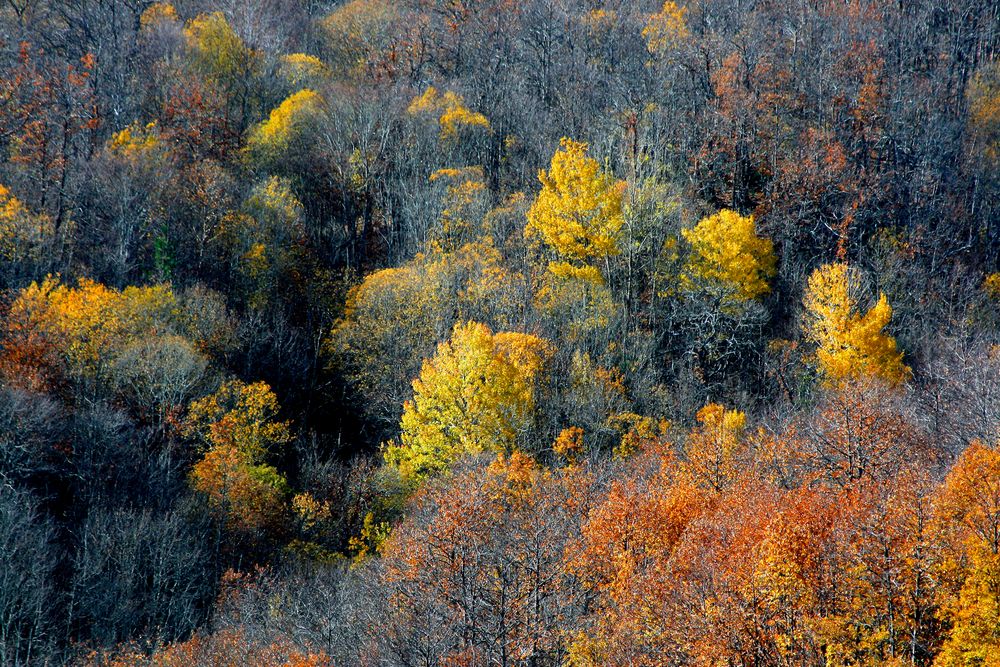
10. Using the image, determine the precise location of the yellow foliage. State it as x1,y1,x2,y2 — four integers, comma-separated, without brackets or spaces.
803,263,910,386
407,86,491,139
246,89,324,161
109,121,162,159
329,240,527,424
554,426,586,461
7,277,179,379
933,441,1000,667
0,184,53,262
185,379,292,462
278,53,330,87
348,511,392,563
429,166,488,249
189,444,289,534
967,59,1000,164
681,209,776,302
984,272,1000,299
643,1,691,54
140,2,178,30
184,12,259,87
682,403,747,491
526,138,625,267
292,492,331,532
386,321,552,485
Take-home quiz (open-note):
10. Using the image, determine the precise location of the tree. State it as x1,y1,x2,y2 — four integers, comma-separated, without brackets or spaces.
934,440,1000,666
682,402,749,492
244,89,325,170
386,322,552,485
680,209,776,303
185,380,293,550
803,263,910,385
378,451,592,666
525,138,626,273
407,86,491,141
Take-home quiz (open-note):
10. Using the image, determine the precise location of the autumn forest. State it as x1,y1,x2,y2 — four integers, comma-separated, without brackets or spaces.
0,0,999,665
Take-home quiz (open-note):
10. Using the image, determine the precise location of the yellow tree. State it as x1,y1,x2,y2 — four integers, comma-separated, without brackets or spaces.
245,89,324,166
186,380,293,546
525,138,625,277
386,321,552,485
643,1,691,55
682,402,749,492
184,12,259,91
681,209,776,303
185,379,292,461
934,440,1000,666
407,86,490,140
802,263,910,385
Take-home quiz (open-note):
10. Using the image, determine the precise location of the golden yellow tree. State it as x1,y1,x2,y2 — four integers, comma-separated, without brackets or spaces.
802,263,910,385
407,86,490,140
933,440,1000,667
245,89,324,164
386,321,552,485
525,138,625,272
186,380,293,541
643,1,691,55
682,402,748,492
681,209,776,302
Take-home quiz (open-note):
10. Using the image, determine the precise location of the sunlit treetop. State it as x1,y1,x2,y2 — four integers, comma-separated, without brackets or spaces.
184,12,260,87
681,209,776,303
278,53,331,87
525,138,625,265
386,321,553,485
643,1,691,55
803,263,910,386
140,2,179,29
185,379,292,463
245,89,325,161
407,86,491,140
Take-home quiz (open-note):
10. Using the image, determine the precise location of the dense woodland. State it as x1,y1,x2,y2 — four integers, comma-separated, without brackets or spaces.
0,0,999,664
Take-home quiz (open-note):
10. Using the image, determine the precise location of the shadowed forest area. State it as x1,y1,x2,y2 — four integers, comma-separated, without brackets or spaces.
0,0,999,665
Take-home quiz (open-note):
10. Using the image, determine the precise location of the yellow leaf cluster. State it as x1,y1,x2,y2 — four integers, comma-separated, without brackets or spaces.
109,121,162,159
984,272,1000,299
967,60,1000,164
681,209,776,302
184,12,260,87
643,1,691,55
933,440,1000,667
0,184,52,261
526,138,625,265
246,89,324,160
8,277,179,378
682,402,747,491
140,2,178,30
278,53,330,87
330,239,527,423
185,379,292,462
386,321,552,485
407,86,491,139
803,263,910,386
429,166,488,250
